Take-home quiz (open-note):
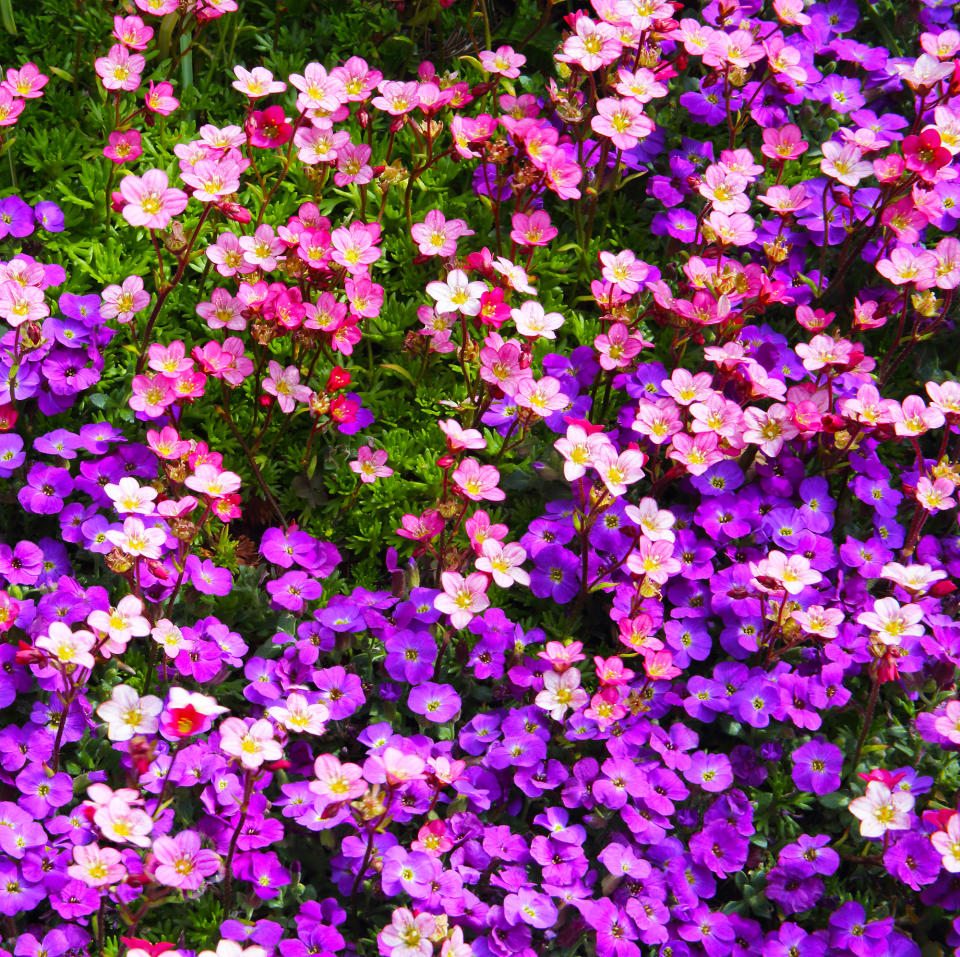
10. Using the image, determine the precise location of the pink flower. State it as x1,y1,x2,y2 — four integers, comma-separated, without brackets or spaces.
876,245,938,288
153,830,221,890
104,516,167,559
371,80,420,115
378,908,436,957
591,97,655,150
350,446,393,483
510,210,557,247
330,221,381,274
452,458,504,502
101,275,149,322
857,597,925,646
427,268,486,316
0,282,48,326
593,445,647,496
184,463,242,499
262,361,310,413
559,18,622,72
95,44,145,92
931,811,960,872
219,716,282,768
310,753,366,805
434,571,490,629
396,509,444,541
112,14,153,49
0,89,24,127
145,81,178,115
120,169,188,229
411,210,473,258
290,62,343,112
599,250,651,294
2,62,47,99
439,418,485,451
479,46,526,78
916,476,957,512
232,65,286,99
515,375,568,415
239,224,284,270
68,844,127,887
333,142,373,185
476,539,529,588
512,301,564,339
206,232,255,277
36,622,97,670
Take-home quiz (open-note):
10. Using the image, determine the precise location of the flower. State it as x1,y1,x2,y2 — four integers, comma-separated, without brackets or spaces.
434,571,490,629
848,780,914,838
119,169,188,229
153,830,221,890
97,684,163,741
350,446,393,483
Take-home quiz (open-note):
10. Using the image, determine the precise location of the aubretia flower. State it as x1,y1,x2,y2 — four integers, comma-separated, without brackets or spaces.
792,740,843,795
408,682,461,723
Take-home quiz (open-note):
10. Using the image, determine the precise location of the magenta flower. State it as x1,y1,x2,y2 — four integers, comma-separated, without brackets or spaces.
408,682,461,723
103,130,142,164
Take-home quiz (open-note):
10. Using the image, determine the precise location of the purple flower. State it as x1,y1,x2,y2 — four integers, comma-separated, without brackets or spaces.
235,850,290,899
266,570,322,612
0,196,34,238
765,865,823,915
791,739,843,795
14,765,72,816
408,682,460,723
504,887,558,929
828,901,892,957
0,433,25,476
34,201,65,232
0,541,43,586
17,464,73,515
762,923,828,957
313,666,365,720
779,834,839,876
529,544,581,603
883,832,942,890
690,821,748,877
384,629,437,684
185,555,233,596
684,751,733,792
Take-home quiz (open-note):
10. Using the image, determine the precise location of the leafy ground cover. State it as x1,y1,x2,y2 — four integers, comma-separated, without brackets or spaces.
0,0,959,955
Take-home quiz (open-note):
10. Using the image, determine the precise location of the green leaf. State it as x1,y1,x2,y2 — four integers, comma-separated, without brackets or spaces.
380,362,416,387
0,0,15,35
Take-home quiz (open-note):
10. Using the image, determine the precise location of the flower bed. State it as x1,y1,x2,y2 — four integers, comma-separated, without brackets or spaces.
0,0,959,955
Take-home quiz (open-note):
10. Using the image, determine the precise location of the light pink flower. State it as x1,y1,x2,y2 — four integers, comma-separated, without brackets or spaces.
479,46,526,78
262,361,311,413
105,516,167,559
219,716,282,768
535,669,588,721
857,597,925,646
36,622,97,670
848,781,914,838
434,571,490,629
931,811,960,872
453,458,504,502
232,65,286,98
96,683,163,741
427,268,486,316
411,210,473,258
101,275,149,322
310,753,366,804
476,539,529,588
68,844,127,887
120,169,188,229
95,44,144,92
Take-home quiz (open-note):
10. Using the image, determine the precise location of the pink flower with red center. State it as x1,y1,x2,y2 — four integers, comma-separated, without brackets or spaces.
434,571,490,629
119,169,188,229
160,687,228,740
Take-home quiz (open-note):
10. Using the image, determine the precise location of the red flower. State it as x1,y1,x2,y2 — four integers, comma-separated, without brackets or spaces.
246,105,292,148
